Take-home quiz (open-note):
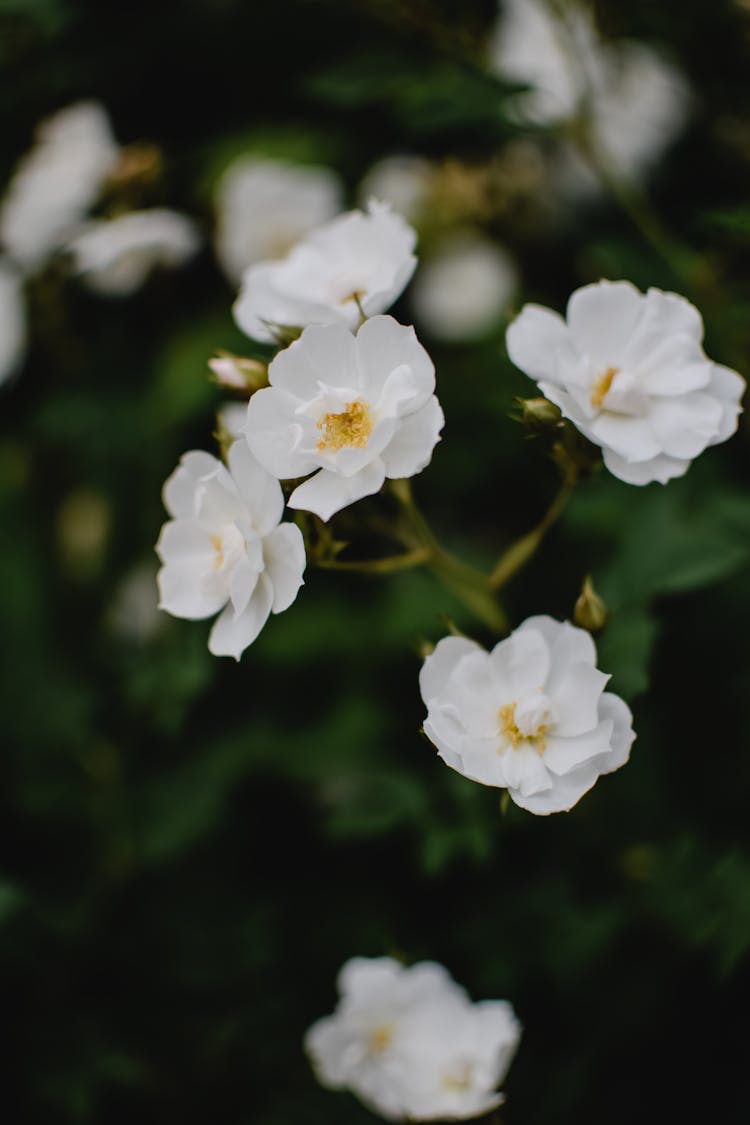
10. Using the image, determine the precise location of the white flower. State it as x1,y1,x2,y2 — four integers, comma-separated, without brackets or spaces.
0,258,26,386
233,200,417,344
0,102,119,274
155,441,305,659
214,156,343,285
420,616,635,814
244,315,444,521
305,956,521,1122
506,280,745,484
410,232,517,341
358,155,433,224
67,209,200,296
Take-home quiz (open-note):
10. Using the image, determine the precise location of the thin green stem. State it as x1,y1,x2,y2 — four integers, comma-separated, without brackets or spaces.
316,546,432,575
489,477,575,591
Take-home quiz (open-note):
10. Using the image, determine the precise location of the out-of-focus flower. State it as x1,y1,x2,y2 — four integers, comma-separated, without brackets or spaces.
304,956,521,1121
358,155,433,224
490,0,689,184
107,561,164,643
245,315,443,521
156,442,305,660
233,200,417,344
217,401,249,441
66,209,200,296
0,259,26,385
0,102,120,274
208,353,268,392
215,156,343,286
420,616,634,814
506,280,745,485
410,232,517,341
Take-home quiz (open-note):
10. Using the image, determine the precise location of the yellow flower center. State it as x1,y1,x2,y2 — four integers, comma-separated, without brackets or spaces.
210,533,225,571
590,365,619,409
442,1062,474,1091
316,399,373,452
498,702,549,755
368,1024,394,1054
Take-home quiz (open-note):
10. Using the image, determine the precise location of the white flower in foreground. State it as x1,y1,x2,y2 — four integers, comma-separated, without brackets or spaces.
420,616,634,814
0,101,119,274
155,441,305,659
233,200,417,344
0,259,26,386
506,280,745,484
358,155,433,224
214,156,343,285
305,956,521,1121
245,315,444,521
411,232,517,342
67,209,200,296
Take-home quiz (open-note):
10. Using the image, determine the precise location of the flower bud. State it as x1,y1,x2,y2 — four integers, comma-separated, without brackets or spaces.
208,352,268,392
573,575,607,633
514,395,562,431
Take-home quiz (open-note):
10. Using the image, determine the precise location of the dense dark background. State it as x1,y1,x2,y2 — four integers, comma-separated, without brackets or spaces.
2,0,750,1121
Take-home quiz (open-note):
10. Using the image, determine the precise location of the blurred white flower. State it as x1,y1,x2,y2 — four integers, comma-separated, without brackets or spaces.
506,280,745,484
214,156,343,286
217,401,248,440
245,315,444,521
156,441,305,659
358,155,432,224
305,956,521,1121
0,101,119,274
233,200,417,344
491,0,689,183
107,561,164,643
67,209,200,296
0,258,26,386
410,232,517,341
420,616,635,814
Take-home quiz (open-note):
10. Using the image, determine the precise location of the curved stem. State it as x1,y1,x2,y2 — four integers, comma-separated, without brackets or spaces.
489,477,575,591
316,546,432,575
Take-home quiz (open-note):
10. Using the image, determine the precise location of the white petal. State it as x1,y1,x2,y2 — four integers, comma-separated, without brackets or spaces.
648,392,723,459
420,636,483,703
245,386,320,479
708,364,745,445
0,260,26,385
356,315,435,405
542,720,614,776
226,439,284,534
263,522,306,613
566,280,643,366
163,450,221,518
602,446,689,485
268,321,358,398
208,572,273,659
381,396,444,479
157,561,227,620
635,334,712,395
587,412,662,462
229,553,261,617
597,692,635,773
155,519,213,565
499,744,553,797
511,762,600,814
547,661,610,736
519,615,597,667
505,304,568,381
490,627,550,697
289,459,386,521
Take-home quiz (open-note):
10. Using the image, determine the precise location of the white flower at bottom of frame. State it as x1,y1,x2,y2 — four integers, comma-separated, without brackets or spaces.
155,441,305,659
244,315,444,521
304,956,521,1122
506,280,745,485
232,198,417,344
419,616,635,814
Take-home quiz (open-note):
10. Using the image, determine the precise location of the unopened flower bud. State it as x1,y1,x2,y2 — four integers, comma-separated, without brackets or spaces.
515,395,562,431
107,142,163,191
573,575,607,633
208,352,268,392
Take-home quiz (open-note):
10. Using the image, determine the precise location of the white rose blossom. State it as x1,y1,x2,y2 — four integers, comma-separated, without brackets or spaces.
233,199,417,344
0,101,119,274
420,616,635,814
66,209,200,296
156,441,305,659
506,280,745,485
305,956,521,1122
244,314,444,521
0,258,26,386
214,155,343,285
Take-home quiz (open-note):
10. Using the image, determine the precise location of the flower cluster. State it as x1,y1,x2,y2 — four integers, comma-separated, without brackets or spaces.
305,956,521,1121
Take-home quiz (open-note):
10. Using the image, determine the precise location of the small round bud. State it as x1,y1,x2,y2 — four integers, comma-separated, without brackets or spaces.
515,395,562,431
208,353,268,392
573,575,607,633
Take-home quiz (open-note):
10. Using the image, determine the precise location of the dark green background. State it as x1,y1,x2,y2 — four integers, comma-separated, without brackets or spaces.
2,0,750,1121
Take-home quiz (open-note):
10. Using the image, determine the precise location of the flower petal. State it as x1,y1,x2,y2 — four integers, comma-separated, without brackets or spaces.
288,459,386,521
263,522,306,613
648,392,723,459
269,321,358,398
155,518,213,565
208,572,273,659
547,661,610,737
157,560,227,620
490,627,550,698
708,364,745,445
542,720,614,776
566,280,643,366
163,450,221,518
227,439,284,534
511,762,600,814
420,636,483,703
381,396,444,479
245,386,320,479
505,304,568,381
602,447,689,485
597,691,635,772
356,315,435,405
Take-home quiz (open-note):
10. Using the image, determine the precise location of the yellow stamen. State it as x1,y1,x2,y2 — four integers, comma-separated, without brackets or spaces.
498,702,548,755
210,533,224,571
590,365,619,409
317,399,373,452
369,1024,394,1054
442,1064,473,1091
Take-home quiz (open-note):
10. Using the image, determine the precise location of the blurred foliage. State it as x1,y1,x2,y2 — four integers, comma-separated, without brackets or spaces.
2,0,750,1123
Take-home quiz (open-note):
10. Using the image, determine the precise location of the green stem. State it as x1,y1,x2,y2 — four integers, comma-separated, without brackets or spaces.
489,477,575,591
316,546,432,575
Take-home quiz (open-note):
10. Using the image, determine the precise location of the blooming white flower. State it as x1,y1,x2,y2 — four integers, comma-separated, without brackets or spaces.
66,209,200,296
410,232,517,342
0,258,26,386
305,956,521,1122
233,200,417,344
0,102,119,274
214,155,343,285
420,616,635,814
217,401,249,441
358,155,432,224
491,0,689,184
506,280,745,485
155,441,305,659
244,315,444,521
